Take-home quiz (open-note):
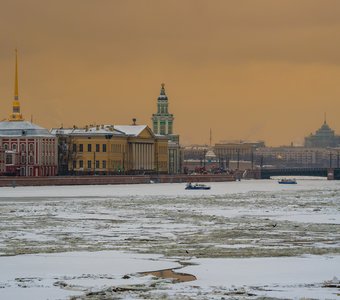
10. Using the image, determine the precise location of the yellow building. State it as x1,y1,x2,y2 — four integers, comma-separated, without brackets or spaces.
51,124,168,175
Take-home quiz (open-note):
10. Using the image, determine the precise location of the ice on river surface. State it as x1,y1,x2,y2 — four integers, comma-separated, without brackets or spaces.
0,179,339,299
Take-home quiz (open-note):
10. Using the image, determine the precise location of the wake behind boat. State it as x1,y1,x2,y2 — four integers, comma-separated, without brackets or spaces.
185,183,211,190
278,178,297,184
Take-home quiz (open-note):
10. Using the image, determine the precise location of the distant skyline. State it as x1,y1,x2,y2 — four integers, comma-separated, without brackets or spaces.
1,0,340,146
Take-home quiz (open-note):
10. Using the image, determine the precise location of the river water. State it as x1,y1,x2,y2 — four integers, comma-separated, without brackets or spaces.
0,179,339,299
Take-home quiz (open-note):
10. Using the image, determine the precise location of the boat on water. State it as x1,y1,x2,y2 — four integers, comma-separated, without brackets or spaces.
185,183,211,190
278,178,297,184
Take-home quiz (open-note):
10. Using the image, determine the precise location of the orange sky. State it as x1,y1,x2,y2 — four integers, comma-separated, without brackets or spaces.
1,0,340,146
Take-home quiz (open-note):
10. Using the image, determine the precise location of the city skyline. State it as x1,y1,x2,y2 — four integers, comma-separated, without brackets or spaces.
1,0,340,146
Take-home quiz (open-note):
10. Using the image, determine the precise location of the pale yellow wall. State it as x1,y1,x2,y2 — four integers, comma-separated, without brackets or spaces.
67,128,169,173
69,135,126,172
155,139,169,173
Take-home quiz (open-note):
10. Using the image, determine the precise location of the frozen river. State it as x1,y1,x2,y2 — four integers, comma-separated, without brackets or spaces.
0,179,339,299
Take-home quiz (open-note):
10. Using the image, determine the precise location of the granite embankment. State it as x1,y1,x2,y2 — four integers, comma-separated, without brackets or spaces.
0,174,236,187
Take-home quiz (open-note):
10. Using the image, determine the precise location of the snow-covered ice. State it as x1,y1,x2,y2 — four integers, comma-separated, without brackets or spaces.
0,179,339,299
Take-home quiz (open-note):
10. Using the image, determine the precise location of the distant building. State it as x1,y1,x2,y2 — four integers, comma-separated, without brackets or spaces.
0,50,57,176
51,122,169,175
304,119,340,148
256,146,340,168
213,141,265,169
151,84,182,173
182,145,221,173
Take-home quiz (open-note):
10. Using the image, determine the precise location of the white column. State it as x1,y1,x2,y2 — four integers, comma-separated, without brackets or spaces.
133,144,135,170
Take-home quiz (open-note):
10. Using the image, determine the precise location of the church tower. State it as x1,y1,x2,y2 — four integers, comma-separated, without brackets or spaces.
8,49,24,121
152,83,174,135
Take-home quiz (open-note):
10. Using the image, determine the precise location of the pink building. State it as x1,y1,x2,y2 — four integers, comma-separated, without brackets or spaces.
0,121,57,176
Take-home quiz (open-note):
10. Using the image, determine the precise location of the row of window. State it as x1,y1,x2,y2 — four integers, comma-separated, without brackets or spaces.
3,143,35,152
72,159,126,170
73,160,107,169
72,143,126,153
73,144,107,153
6,154,34,165
2,143,55,152
5,153,56,165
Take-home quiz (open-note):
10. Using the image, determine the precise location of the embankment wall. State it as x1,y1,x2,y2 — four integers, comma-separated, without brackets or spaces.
0,174,235,187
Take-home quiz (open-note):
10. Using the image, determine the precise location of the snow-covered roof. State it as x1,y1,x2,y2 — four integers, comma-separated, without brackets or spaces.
114,125,148,137
0,121,54,137
50,125,125,136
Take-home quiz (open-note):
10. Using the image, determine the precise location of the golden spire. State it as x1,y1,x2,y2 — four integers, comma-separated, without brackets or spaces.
9,49,24,121
14,49,19,100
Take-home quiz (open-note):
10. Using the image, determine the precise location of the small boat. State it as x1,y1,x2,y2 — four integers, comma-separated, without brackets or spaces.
278,178,297,184
185,183,211,190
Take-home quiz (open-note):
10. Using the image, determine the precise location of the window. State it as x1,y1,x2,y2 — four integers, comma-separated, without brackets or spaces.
21,155,26,164
72,160,76,169
29,155,34,164
21,144,26,152
79,144,83,152
79,160,83,168
4,144,8,150
102,160,106,169
87,160,91,169
96,144,100,152
87,144,92,152
12,144,17,151
6,154,13,164
29,144,34,152
95,160,100,168
72,144,77,152
102,144,107,152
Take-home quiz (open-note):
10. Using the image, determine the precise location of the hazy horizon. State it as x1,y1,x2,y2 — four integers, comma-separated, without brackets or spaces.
1,0,340,146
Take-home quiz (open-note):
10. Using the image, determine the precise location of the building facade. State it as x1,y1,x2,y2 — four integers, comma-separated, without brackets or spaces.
0,50,58,176
51,123,169,175
305,119,340,148
255,146,340,168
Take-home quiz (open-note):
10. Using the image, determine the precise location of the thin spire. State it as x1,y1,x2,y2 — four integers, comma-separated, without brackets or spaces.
209,128,212,147
9,49,24,121
324,112,327,124
14,48,19,100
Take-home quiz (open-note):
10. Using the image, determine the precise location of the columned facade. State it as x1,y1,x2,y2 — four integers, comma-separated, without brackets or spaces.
51,124,168,175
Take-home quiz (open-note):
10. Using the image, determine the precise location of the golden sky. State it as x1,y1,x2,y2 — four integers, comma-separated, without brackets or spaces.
1,0,340,146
